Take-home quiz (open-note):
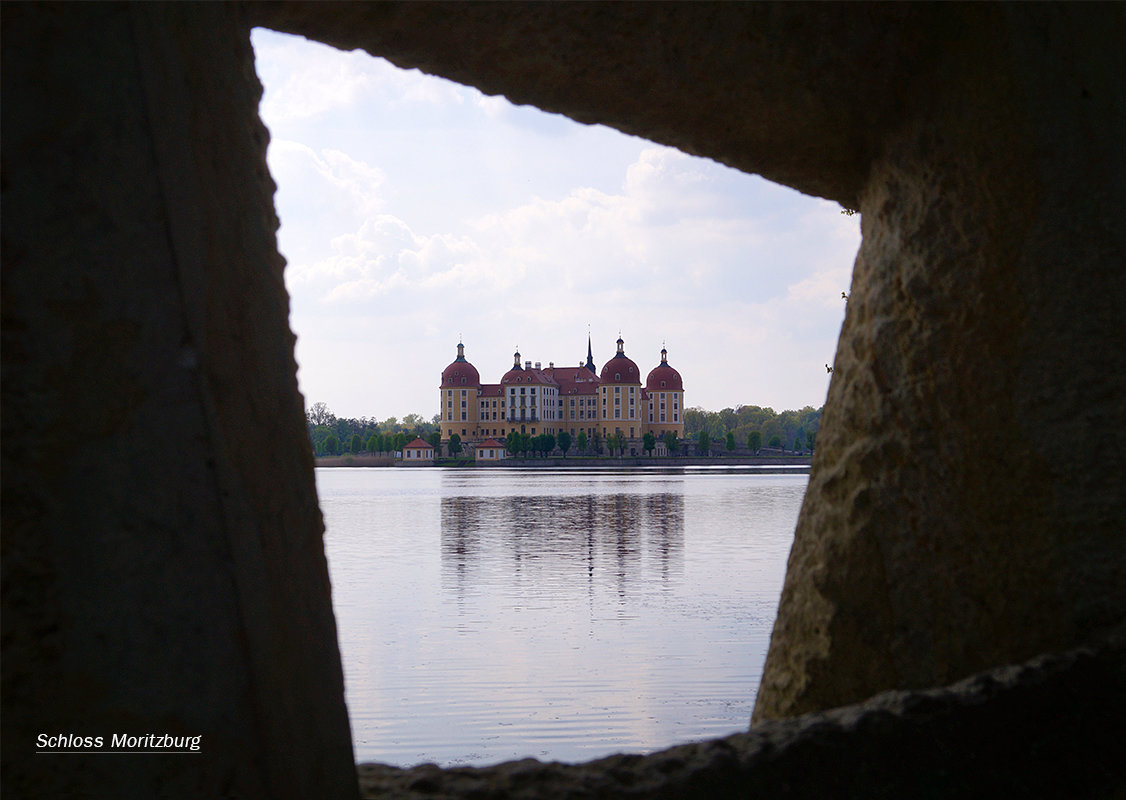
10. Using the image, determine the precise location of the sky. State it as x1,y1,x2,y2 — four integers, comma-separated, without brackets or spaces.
250,29,861,423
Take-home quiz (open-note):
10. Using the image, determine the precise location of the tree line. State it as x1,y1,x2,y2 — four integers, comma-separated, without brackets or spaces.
306,401,822,457
683,404,822,454
497,429,684,458
306,401,440,457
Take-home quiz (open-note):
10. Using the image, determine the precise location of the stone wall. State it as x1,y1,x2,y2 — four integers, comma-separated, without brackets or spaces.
2,4,357,798
3,2,1124,797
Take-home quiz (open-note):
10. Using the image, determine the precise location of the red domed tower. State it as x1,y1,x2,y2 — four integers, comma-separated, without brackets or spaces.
440,342,480,441
644,346,685,441
598,336,644,444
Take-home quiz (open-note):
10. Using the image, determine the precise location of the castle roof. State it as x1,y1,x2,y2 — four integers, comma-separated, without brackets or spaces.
600,336,641,385
545,364,600,395
500,350,559,387
645,347,683,391
441,343,480,387
501,368,558,387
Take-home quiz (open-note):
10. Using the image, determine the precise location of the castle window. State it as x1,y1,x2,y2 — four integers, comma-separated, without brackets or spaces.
615,373,620,381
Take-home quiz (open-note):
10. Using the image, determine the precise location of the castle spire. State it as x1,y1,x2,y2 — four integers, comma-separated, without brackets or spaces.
584,333,596,373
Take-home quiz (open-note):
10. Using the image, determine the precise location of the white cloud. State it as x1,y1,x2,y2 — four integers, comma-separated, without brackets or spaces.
253,29,861,420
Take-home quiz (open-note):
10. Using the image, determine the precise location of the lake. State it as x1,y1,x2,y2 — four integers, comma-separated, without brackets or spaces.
317,465,805,767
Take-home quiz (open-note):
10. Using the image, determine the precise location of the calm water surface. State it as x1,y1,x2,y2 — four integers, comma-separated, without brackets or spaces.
317,466,805,767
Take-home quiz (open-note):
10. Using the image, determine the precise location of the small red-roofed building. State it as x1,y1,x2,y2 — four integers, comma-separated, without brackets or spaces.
402,437,434,463
474,438,507,462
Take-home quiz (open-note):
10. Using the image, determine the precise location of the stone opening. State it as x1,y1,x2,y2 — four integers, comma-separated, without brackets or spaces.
250,27,857,765
4,3,1123,798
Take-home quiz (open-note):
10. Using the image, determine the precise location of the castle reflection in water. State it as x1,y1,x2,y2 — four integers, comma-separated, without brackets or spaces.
440,491,684,601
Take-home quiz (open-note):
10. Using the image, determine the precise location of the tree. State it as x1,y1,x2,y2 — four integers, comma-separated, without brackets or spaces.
505,430,521,455
558,431,572,456
807,431,816,452
543,434,556,456
307,401,335,426
427,431,441,454
725,431,736,453
366,434,379,454
324,434,340,455
350,434,363,454
577,431,588,454
662,431,679,456
768,434,783,450
592,431,603,455
642,431,656,455
747,430,762,454
393,432,409,452
697,430,710,455
310,425,332,453
448,433,462,456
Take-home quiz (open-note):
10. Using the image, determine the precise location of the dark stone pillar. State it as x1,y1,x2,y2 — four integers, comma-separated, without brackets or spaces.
755,4,1126,720
1,4,357,797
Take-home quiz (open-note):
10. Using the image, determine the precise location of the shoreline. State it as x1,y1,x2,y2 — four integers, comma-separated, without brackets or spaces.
314,454,812,470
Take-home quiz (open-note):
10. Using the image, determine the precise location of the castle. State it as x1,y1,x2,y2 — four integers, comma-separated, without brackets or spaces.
440,337,684,455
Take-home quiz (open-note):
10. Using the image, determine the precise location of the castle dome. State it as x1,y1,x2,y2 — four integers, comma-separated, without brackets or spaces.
599,336,641,384
441,343,480,386
500,349,525,384
646,347,683,391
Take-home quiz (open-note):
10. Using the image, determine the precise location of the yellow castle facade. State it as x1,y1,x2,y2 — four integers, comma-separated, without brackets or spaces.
440,337,685,454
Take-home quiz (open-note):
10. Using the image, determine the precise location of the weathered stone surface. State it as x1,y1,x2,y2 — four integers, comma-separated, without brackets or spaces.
355,628,1126,799
755,3,1126,720
2,4,356,798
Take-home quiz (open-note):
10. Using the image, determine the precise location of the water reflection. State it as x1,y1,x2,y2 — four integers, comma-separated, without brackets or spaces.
440,492,684,605
317,467,805,767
